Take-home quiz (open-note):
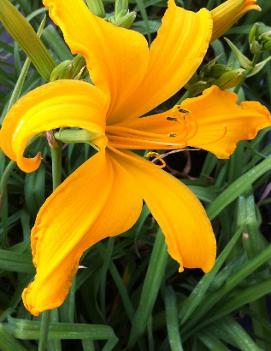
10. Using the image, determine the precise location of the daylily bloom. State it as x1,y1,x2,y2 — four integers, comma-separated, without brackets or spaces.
0,0,270,316
211,0,261,41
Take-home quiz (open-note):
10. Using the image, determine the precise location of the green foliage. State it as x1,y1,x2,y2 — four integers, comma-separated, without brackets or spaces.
0,0,271,350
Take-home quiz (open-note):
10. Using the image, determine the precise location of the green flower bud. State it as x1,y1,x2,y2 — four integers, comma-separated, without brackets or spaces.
54,129,103,151
50,55,86,81
260,32,271,51
50,60,73,81
54,129,94,144
215,68,246,89
249,22,271,54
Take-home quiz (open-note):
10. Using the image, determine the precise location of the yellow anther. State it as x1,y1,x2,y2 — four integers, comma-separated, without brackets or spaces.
146,152,167,169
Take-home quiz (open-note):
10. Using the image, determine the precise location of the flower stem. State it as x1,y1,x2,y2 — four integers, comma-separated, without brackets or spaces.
38,132,62,351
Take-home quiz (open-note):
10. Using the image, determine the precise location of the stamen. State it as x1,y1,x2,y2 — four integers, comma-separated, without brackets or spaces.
146,152,167,169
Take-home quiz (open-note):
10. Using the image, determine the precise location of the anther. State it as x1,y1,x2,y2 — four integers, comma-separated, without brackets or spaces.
169,133,177,138
166,116,178,122
177,107,189,114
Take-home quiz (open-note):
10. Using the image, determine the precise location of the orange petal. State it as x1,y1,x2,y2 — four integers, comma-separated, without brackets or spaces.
211,0,260,41
0,80,108,172
111,0,213,122
110,149,216,272
181,86,271,158
22,150,142,316
43,0,149,119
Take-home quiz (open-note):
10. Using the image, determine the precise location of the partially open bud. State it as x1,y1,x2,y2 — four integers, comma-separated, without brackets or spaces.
211,0,261,41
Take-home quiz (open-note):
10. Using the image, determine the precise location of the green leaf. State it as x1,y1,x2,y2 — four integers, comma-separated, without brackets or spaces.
179,228,243,324
165,287,184,351
183,243,271,334
0,324,28,351
207,157,271,220
24,164,45,215
42,24,73,61
128,229,168,347
199,332,230,351
224,37,252,70
247,56,271,77
7,317,118,344
0,248,33,273
212,277,271,320
0,0,56,79
217,317,261,351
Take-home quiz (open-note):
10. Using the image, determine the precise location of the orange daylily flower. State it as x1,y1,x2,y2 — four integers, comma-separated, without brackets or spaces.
0,0,270,316
211,0,261,41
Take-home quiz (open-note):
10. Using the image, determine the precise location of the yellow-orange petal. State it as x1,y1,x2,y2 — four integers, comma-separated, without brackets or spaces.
43,0,149,119
0,80,109,173
211,0,261,41
110,0,213,123
22,150,142,316
110,149,216,272
181,85,271,158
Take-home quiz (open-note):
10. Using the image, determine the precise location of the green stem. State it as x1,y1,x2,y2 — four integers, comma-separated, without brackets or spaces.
38,134,62,351
50,142,62,190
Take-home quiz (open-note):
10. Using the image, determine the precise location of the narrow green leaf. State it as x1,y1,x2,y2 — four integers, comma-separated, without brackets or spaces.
212,277,271,320
0,324,28,351
207,157,271,220
0,0,56,79
199,332,230,351
179,228,243,323
128,229,168,347
42,24,73,61
0,248,33,273
165,287,183,351
7,317,118,342
218,317,261,351
183,243,271,335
